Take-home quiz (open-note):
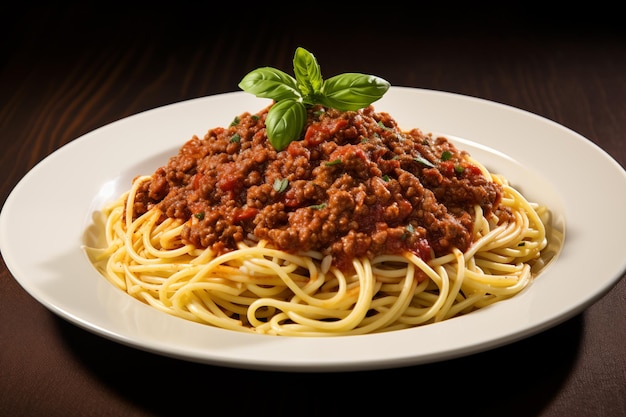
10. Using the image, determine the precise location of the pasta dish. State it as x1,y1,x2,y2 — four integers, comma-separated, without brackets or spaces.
85,102,550,337
85,47,552,337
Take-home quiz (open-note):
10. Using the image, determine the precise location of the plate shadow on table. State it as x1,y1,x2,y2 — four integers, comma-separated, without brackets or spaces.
55,313,583,417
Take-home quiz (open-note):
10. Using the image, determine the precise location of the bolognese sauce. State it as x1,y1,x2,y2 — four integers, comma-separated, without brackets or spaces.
131,104,508,271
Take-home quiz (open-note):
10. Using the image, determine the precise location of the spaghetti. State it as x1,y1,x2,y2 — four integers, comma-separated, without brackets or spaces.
85,103,550,336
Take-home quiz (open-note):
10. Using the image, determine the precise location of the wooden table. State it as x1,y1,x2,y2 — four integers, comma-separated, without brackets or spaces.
2,4,624,416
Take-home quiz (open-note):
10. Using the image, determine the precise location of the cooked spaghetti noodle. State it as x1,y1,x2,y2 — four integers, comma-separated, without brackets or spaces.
85,103,550,336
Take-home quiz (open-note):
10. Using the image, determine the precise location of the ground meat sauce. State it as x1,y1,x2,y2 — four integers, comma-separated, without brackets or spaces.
132,104,508,272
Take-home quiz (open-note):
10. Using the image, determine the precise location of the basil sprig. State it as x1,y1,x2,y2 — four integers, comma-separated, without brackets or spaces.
238,47,390,151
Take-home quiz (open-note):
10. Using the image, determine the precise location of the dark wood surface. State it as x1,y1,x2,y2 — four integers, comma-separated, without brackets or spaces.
1,4,625,417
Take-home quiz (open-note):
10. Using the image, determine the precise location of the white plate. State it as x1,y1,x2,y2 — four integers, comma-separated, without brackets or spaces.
2,87,625,372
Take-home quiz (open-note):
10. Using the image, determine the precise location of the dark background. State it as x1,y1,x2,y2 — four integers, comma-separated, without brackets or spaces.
1,3,624,416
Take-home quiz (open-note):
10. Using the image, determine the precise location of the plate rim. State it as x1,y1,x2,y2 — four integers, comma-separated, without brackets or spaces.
2,86,625,372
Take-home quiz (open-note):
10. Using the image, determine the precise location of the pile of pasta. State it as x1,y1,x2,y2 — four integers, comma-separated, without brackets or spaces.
86,154,550,337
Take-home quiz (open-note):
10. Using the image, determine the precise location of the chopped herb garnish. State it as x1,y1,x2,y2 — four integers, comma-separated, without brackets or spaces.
414,155,435,168
377,121,390,130
382,174,390,182
325,159,342,166
309,203,327,210
454,165,465,174
402,224,415,240
230,116,240,126
273,178,289,193
230,134,241,143
441,150,453,161
194,212,205,220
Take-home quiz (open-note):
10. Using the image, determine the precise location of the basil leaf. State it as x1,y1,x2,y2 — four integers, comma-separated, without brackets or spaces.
293,47,323,98
265,99,307,151
321,73,390,111
238,47,391,151
238,67,301,102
